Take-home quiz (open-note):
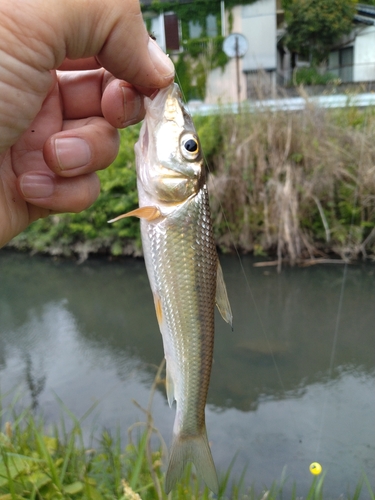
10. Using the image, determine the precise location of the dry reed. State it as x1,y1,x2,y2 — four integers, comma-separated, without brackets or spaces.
207,96,375,268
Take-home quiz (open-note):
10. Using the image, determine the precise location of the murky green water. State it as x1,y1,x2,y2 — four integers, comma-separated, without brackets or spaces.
1,250,374,497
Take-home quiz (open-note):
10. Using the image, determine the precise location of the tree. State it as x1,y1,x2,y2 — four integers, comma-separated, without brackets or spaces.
284,0,357,65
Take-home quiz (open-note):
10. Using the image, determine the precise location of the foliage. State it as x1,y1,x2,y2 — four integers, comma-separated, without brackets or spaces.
142,0,257,20
175,38,229,100
144,0,237,100
291,67,338,86
9,126,142,260
284,0,357,64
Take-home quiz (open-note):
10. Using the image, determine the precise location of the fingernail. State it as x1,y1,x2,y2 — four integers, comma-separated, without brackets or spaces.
148,38,175,79
55,137,91,170
20,173,55,199
122,89,142,127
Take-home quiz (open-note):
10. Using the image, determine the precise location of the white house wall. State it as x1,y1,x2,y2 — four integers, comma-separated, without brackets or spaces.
353,26,375,82
241,0,277,71
150,14,166,52
206,1,277,104
205,6,247,104
206,59,248,104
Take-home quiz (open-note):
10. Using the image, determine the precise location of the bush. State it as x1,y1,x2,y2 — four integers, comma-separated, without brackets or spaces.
9,126,142,260
291,67,338,86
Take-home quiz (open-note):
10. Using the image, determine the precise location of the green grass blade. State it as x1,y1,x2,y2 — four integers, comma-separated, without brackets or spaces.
363,473,375,500
352,474,364,500
30,419,62,491
128,430,148,490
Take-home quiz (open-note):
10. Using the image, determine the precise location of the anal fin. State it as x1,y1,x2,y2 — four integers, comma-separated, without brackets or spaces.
165,363,175,407
152,293,175,407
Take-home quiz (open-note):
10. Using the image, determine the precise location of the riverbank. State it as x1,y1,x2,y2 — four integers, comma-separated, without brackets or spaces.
7,104,375,265
1,403,373,500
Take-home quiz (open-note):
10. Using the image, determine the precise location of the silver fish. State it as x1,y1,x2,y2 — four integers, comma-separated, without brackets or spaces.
110,83,232,493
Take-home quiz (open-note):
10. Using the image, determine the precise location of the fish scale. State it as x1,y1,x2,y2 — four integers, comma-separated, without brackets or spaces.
144,184,217,466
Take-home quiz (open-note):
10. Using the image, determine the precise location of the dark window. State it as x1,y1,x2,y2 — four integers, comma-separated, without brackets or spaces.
164,13,180,51
329,47,353,82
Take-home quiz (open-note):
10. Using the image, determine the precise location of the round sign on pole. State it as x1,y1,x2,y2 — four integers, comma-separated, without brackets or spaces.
223,33,248,111
223,33,248,58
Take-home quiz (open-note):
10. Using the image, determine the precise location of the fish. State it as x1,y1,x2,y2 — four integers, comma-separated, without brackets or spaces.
109,82,232,494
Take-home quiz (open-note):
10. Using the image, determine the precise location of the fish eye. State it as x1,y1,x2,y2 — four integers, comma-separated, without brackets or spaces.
180,134,200,160
184,139,198,152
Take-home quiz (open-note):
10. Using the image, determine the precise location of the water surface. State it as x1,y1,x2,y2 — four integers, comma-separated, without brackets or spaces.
0,251,374,497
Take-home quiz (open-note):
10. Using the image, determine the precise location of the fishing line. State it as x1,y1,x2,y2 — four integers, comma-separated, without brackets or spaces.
315,262,348,456
314,110,367,458
175,70,288,397
177,61,367,481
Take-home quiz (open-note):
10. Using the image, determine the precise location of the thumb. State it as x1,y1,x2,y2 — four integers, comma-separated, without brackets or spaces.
54,0,175,88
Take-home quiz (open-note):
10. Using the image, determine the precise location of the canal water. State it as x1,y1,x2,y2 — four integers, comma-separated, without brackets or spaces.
0,251,374,497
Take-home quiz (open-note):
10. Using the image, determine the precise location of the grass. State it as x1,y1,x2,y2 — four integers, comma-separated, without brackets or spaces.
202,99,375,268
1,371,374,500
1,409,373,500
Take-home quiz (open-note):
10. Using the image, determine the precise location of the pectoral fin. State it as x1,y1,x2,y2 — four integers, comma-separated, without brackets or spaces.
216,261,233,326
108,206,161,223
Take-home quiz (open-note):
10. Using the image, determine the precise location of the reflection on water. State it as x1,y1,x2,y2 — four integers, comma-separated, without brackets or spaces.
0,251,374,496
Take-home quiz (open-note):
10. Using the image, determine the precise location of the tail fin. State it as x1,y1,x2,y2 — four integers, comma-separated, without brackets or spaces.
165,429,218,494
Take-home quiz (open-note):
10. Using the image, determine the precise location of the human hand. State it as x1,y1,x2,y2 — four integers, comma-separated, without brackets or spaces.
0,0,175,248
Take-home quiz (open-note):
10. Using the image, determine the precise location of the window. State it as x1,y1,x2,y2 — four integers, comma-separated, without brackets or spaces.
164,13,180,51
329,47,354,82
189,20,203,39
206,14,218,38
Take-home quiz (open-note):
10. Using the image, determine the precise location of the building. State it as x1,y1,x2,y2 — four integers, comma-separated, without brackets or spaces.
328,3,375,83
141,1,375,103
207,0,278,102
141,0,279,103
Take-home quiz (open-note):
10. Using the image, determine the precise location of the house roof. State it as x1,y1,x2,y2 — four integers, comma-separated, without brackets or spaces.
141,0,198,5
355,3,375,25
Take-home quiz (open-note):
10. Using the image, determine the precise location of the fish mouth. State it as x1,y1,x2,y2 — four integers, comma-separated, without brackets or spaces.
168,83,182,100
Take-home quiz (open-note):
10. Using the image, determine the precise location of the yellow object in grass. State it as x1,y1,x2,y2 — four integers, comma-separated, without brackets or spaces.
310,462,322,475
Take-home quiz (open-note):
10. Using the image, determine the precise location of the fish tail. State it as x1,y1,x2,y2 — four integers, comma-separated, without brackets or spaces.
165,428,218,494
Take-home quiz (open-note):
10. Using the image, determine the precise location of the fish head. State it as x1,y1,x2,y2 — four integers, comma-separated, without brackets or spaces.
135,83,205,206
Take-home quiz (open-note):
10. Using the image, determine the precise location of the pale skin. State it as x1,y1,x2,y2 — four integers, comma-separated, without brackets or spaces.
0,0,175,248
